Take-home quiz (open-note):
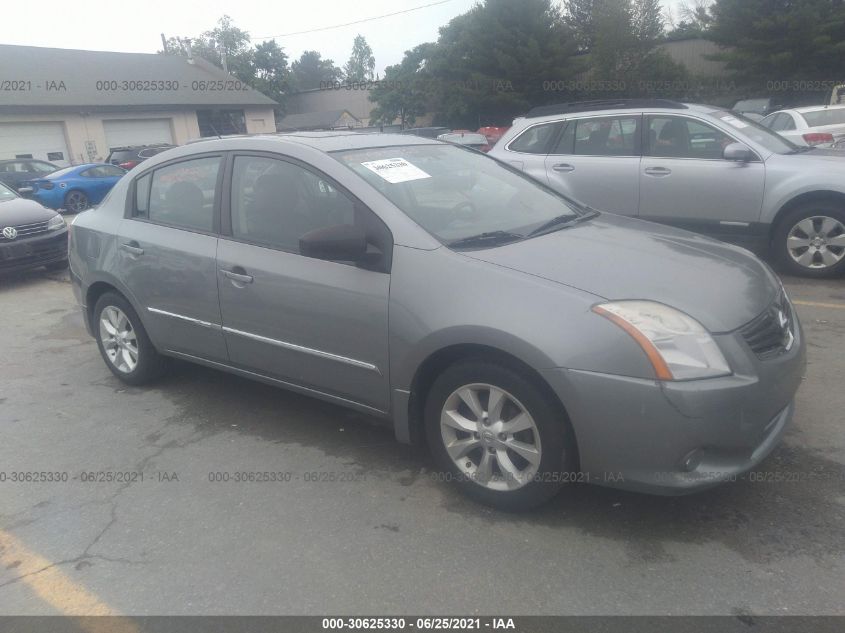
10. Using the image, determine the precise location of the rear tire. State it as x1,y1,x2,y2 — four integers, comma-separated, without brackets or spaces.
93,292,170,385
64,190,89,214
425,359,576,511
774,203,845,278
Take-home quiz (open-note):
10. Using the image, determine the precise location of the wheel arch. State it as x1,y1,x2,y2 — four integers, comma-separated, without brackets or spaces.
770,190,845,245
406,343,580,469
84,275,144,336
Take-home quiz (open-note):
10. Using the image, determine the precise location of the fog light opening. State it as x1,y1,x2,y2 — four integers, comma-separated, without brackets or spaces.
680,449,702,473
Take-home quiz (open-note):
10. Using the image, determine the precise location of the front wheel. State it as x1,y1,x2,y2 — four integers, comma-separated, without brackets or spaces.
93,292,170,385
774,203,845,277
425,360,576,511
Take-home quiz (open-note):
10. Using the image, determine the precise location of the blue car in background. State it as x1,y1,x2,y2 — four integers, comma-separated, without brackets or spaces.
20,163,126,213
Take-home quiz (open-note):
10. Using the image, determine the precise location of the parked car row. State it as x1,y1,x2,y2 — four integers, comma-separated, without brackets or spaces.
489,99,845,277
0,143,175,215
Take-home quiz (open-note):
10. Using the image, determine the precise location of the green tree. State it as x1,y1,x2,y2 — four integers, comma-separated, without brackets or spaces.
423,0,582,127
707,0,845,82
252,40,290,103
369,44,435,127
344,35,376,83
290,51,344,91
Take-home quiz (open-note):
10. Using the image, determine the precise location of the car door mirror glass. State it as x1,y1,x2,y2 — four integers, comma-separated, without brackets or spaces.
723,142,755,162
299,224,367,262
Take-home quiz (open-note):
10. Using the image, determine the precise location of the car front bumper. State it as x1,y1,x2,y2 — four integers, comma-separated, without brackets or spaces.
542,316,806,494
0,228,68,274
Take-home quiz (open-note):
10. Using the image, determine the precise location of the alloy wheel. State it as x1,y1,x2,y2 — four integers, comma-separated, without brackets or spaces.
66,191,88,213
786,216,845,269
440,383,542,491
99,306,139,373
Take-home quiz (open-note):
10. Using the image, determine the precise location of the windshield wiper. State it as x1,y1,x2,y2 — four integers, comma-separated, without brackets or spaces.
448,230,524,249
528,210,597,238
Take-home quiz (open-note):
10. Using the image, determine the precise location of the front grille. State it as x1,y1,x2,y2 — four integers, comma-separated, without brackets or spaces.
740,293,795,359
0,220,50,241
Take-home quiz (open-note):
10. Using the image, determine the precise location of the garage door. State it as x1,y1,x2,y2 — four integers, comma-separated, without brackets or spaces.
103,119,174,150
0,122,70,166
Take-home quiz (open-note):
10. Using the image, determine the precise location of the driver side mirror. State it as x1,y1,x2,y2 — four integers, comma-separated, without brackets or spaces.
299,224,367,262
724,142,755,163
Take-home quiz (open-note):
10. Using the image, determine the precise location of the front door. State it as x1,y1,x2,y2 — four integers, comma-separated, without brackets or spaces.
216,153,392,412
117,154,227,362
639,115,765,230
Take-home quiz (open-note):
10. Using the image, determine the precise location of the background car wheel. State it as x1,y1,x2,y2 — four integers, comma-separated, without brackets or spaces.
64,190,89,213
424,359,576,511
44,260,68,271
775,203,845,278
93,292,170,385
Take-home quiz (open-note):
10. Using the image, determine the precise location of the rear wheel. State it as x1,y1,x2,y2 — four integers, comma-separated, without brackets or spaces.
64,190,89,213
775,203,845,277
93,292,169,385
425,359,575,511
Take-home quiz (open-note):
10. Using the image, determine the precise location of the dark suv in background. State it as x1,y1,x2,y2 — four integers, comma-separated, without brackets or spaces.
106,145,175,170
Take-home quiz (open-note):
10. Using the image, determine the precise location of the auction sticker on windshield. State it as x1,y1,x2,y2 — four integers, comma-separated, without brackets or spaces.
361,158,431,184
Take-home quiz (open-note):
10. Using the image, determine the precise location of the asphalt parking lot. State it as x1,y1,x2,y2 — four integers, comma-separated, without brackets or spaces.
0,267,843,616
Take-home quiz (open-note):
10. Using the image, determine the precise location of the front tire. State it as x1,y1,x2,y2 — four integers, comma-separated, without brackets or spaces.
774,203,845,277
425,359,576,511
93,292,169,385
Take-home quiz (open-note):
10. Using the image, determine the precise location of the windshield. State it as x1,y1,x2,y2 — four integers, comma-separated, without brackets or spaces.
802,108,845,127
0,182,18,202
333,144,582,246
711,110,799,154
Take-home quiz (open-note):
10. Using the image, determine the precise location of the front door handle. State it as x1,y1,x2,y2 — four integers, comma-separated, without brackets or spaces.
121,241,144,256
552,163,575,173
221,268,254,285
644,167,672,176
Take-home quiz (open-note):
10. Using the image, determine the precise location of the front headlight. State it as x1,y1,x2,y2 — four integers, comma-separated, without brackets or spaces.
593,301,730,381
47,214,65,231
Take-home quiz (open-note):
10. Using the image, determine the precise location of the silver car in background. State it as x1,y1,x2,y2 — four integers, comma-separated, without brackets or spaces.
490,99,845,277
70,133,805,510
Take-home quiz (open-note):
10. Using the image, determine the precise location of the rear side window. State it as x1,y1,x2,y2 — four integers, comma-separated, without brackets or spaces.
133,157,221,232
803,108,845,127
508,122,561,154
573,116,640,156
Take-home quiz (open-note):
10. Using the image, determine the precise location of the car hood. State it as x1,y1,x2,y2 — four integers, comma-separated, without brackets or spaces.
0,197,57,224
460,213,779,333
772,148,845,165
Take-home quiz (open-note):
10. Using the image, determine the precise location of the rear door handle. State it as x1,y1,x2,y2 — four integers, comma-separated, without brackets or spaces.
644,167,672,176
121,242,144,256
221,268,254,285
552,163,575,173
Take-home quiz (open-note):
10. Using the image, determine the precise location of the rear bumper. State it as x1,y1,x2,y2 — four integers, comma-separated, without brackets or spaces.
0,228,68,274
542,317,806,495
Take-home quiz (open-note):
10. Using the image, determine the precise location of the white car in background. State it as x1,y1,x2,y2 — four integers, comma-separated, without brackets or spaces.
761,105,845,148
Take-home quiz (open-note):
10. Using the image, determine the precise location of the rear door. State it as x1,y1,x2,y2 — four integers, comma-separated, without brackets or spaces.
543,114,642,215
216,153,392,413
639,115,765,230
118,153,228,361
501,121,562,182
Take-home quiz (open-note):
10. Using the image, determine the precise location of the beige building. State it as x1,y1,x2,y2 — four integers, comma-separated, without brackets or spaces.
0,45,278,166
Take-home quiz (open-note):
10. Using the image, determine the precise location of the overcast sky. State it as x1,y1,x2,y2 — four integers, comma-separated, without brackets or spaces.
3,0,686,76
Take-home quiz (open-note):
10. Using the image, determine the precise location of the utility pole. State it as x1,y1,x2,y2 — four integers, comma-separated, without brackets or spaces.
160,33,169,54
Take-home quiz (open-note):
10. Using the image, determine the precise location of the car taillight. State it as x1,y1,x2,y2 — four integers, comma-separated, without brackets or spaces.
803,132,835,146
40,181,54,190
119,161,138,169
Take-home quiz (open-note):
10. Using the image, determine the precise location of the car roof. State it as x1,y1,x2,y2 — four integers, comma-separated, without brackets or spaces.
514,102,717,125
791,104,845,114
187,131,442,153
